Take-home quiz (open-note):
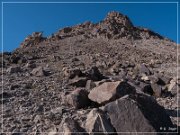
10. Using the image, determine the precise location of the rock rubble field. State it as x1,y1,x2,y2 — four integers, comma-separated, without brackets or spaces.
0,11,179,134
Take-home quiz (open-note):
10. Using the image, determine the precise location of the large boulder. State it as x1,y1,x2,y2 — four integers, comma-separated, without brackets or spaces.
101,94,175,133
85,108,115,134
88,81,136,104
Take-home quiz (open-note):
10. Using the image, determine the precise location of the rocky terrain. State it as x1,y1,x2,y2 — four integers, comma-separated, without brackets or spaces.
0,11,179,134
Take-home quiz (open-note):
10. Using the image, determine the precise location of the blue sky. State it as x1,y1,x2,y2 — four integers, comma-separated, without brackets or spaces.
1,0,179,52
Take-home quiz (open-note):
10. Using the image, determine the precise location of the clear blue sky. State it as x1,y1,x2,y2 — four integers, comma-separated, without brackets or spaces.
1,0,179,52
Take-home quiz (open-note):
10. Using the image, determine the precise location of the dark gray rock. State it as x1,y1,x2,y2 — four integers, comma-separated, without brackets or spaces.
69,77,87,87
102,94,175,133
69,69,84,79
85,108,115,134
63,27,72,33
141,83,154,96
86,66,106,81
0,92,12,98
157,74,171,85
65,89,91,109
6,66,21,74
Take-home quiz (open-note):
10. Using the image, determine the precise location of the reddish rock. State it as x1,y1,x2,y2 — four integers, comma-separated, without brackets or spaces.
88,81,136,104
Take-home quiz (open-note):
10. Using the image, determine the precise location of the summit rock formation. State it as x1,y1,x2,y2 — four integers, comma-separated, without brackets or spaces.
1,11,179,134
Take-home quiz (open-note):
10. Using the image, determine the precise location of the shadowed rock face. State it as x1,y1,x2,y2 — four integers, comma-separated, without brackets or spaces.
1,11,179,134
101,94,174,133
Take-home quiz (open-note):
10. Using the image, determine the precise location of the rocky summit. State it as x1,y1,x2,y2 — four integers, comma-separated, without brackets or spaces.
1,11,179,134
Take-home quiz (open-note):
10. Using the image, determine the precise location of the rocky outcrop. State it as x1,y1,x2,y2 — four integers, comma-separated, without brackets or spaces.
20,32,45,48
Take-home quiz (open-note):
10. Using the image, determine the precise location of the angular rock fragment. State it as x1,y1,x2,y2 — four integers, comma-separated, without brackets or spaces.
139,64,151,75
86,66,106,81
85,108,115,134
157,74,171,85
58,118,86,134
101,94,174,133
151,83,162,97
85,80,96,91
20,32,45,48
148,75,159,83
69,77,87,87
65,89,91,109
168,78,178,96
31,66,49,76
88,81,136,104
25,62,36,69
69,69,84,79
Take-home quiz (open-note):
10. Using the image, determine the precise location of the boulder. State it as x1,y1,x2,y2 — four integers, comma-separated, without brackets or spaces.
101,94,175,133
65,89,91,109
85,108,115,134
88,81,136,104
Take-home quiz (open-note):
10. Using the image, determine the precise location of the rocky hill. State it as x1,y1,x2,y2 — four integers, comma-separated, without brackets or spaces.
1,11,179,134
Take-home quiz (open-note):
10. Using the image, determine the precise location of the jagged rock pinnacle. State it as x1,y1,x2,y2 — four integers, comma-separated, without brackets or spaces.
104,11,134,28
